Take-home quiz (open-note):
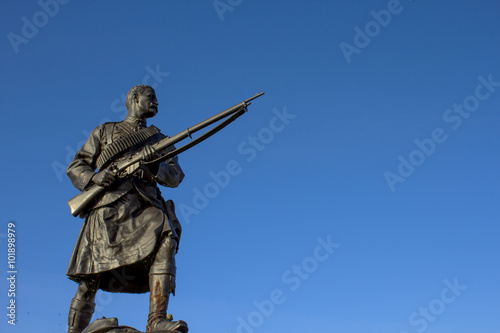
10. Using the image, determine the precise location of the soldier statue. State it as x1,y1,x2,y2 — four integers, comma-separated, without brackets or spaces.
66,85,188,333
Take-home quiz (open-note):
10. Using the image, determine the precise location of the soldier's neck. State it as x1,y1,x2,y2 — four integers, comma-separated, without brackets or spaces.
124,115,147,127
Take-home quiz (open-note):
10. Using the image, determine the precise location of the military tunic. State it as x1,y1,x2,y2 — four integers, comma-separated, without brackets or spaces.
66,117,184,293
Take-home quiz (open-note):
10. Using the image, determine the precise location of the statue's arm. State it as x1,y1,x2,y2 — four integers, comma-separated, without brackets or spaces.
153,144,185,188
67,125,104,191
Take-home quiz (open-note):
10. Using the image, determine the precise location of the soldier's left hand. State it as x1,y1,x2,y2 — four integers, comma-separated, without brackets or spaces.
142,145,160,162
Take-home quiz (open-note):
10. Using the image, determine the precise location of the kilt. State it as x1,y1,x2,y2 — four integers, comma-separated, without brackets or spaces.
67,188,176,294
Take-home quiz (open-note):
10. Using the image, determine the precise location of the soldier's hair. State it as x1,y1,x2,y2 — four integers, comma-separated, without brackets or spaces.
126,85,154,111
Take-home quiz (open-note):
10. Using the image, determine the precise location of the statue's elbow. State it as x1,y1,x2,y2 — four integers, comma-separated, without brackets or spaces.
177,170,185,185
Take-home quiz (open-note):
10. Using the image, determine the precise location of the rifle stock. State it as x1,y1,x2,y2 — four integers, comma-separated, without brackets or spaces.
68,185,105,217
68,92,264,217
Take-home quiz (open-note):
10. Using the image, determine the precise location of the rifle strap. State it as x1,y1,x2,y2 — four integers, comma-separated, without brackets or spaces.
96,125,161,171
144,107,247,166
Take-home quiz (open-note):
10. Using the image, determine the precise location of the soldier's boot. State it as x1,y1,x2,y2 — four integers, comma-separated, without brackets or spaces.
146,274,188,333
67,298,95,333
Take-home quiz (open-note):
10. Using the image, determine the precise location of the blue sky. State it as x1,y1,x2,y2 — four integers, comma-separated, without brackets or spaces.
1,1,500,332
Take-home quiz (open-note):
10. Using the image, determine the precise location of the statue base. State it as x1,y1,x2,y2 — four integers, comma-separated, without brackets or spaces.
82,317,187,333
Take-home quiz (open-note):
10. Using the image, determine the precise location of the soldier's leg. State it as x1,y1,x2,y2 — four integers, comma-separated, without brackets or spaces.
146,236,188,333
68,277,99,333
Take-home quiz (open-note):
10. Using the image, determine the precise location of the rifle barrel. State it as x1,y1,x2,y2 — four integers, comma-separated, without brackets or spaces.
245,92,265,104
152,92,264,155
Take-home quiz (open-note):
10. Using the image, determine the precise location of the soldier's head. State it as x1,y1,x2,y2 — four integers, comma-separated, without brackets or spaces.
126,85,159,119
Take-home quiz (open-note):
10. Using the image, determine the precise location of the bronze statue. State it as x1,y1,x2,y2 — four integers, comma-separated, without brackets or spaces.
65,85,263,333
66,85,187,333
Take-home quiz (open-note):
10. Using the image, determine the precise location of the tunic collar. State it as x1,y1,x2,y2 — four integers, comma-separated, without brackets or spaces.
124,116,147,129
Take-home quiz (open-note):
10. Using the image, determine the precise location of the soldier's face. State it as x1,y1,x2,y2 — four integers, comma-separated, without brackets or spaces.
136,88,159,118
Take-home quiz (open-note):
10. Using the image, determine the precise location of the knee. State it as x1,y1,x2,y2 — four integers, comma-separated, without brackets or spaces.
165,237,178,251
76,280,98,301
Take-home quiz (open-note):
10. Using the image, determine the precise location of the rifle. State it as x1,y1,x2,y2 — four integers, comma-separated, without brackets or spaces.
68,92,264,217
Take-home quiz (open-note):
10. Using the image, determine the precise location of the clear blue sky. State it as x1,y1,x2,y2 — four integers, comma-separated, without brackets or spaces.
1,1,500,332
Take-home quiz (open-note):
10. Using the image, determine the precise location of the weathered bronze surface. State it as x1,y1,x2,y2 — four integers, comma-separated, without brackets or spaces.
65,85,263,333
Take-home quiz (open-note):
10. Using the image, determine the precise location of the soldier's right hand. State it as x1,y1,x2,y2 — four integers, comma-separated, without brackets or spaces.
91,170,117,187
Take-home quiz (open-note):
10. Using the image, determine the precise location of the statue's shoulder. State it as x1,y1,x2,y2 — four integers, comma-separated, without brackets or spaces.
90,122,116,133
86,122,119,145
150,125,165,137
101,121,118,134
